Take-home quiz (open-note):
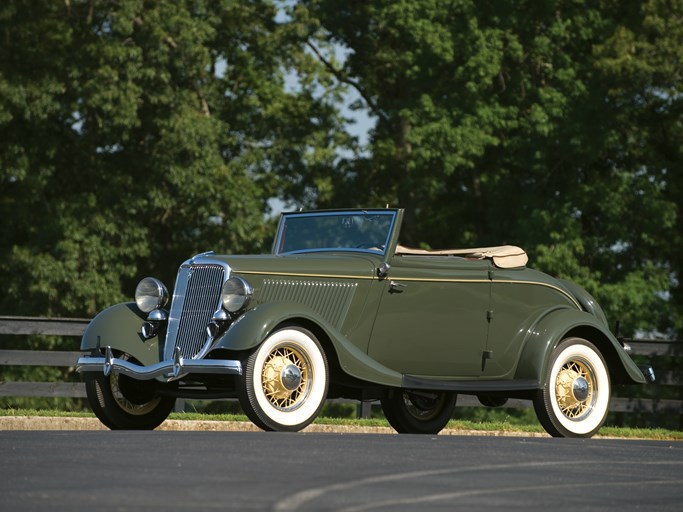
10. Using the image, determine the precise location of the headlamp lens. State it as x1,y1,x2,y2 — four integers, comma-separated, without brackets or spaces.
135,277,168,313
221,276,253,313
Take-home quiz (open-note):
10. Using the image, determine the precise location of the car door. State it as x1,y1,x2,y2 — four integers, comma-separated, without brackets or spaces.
367,256,491,377
483,267,583,379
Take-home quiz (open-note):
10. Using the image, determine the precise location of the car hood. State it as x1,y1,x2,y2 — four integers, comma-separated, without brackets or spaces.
208,252,380,280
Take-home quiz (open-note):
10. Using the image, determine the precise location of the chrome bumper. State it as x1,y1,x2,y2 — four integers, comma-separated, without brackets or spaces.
638,363,656,383
76,346,242,381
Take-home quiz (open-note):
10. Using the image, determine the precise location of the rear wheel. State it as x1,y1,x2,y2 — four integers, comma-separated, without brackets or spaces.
238,327,329,432
533,338,610,438
381,390,456,434
477,395,509,408
84,353,176,430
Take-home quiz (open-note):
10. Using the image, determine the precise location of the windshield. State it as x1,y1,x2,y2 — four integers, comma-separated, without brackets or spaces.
274,210,397,256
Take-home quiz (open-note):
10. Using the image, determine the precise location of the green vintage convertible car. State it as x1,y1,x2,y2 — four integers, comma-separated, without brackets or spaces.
77,208,652,437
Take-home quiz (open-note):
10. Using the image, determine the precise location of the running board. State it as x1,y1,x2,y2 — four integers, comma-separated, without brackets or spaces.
401,375,539,393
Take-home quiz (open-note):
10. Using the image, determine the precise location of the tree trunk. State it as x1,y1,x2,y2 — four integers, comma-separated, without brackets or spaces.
395,116,416,245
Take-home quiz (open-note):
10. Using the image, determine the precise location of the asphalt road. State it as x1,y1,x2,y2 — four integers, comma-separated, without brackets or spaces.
1,431,681,511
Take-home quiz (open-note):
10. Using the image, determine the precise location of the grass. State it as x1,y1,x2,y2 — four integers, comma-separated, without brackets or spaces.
1,408,681,440
0,408,96,418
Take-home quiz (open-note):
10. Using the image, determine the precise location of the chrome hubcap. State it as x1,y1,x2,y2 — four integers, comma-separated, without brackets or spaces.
261,345,310,411
555,358,595,420
281,364,302,391
572,376,589,401
403,392,446,421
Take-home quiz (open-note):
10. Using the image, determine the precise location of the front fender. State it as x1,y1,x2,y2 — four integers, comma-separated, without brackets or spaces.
80,302,162,366
214,302,403,387
515,308,645,385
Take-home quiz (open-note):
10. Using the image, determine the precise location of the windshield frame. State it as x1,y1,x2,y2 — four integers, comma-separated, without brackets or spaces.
272,209,399,257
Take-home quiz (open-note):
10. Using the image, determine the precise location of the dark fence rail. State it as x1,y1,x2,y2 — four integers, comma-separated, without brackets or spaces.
1,317,681,424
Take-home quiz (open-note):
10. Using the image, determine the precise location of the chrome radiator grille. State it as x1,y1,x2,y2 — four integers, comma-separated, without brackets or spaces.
165,264,225,360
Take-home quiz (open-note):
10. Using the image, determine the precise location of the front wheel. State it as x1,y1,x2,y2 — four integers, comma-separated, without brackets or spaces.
83,354,176,430
238,327,329,432
381,390,456,434
533,338,610,438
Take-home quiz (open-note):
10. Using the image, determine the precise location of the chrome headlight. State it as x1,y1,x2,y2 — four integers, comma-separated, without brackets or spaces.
221,276,253,313
135,277,169,313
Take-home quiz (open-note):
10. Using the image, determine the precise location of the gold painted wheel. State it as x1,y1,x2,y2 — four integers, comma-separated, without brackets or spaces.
554,357,596,420
109,377,161,416
261,345,311,411
239,327,329,431
84,352,176,430
105,354,162,416
533,338,610,438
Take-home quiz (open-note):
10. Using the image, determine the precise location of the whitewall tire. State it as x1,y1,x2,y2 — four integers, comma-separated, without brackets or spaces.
239,327,329,432
533,338,610,438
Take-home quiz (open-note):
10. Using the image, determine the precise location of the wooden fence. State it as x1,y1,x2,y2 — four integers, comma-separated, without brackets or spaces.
1,316,681,426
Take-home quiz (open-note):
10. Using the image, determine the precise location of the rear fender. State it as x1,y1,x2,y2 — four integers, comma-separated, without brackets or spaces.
80,302,163,366
215,302,403,387
515,308,645,385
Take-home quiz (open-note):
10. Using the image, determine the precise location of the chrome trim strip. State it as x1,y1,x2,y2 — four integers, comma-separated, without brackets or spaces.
238,270,377,280
76,354,242,381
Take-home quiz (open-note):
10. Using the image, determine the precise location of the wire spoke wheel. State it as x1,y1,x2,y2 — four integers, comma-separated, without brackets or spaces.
261,345,311,411
381,390,456,434
534,338,610,438
402,392,448,421
108,355,163,416
554,358,596,420
84,352,176,430
239,327,328,432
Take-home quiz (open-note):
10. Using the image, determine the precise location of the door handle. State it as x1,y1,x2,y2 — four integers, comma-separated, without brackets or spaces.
389,281,406,293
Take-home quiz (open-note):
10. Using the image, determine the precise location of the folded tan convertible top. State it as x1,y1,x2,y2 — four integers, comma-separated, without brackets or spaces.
395,244,528,269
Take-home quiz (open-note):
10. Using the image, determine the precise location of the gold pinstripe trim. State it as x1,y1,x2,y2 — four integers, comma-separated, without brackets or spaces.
494,280,582,309
385,277,580,308
235,271,581,309
393,277,490,284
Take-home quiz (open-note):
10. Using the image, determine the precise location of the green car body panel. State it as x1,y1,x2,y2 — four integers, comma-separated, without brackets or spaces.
79,208,645,395
213,302,403,387
81,303,162,366
367,256,491,378
514,307,645,384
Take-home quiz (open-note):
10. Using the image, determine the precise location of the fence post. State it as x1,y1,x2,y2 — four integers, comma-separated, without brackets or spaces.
174,399,185,413
357,401,372,419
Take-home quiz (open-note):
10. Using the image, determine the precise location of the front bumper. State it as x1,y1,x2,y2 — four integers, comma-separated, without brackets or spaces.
76,346,242,381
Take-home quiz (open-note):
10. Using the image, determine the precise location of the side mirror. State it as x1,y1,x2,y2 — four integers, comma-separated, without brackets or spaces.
377,262,391,279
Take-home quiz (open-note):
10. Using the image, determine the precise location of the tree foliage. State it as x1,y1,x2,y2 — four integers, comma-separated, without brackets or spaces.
0,0,681,341
0,0,349,317
298,0,683,337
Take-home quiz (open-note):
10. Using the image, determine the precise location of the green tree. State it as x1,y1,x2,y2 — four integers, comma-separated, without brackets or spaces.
0,0,351,409
299,0,682,337
0,0,349,318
